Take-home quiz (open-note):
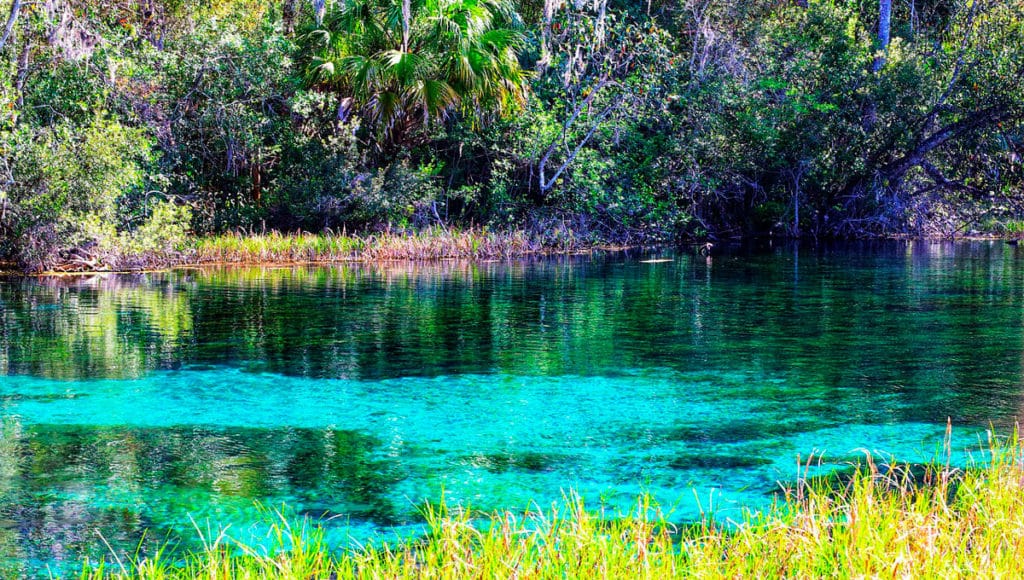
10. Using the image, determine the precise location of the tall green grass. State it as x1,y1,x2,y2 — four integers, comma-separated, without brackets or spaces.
78,430,1024,578
32,227,602,273
186,227,573,265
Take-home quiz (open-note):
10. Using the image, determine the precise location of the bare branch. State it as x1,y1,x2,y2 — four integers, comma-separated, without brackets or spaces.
539,99,620,193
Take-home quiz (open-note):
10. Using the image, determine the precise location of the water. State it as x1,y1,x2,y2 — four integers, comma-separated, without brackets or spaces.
2,241,1023,575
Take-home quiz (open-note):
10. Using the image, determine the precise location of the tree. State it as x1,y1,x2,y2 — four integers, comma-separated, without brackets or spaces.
1,119,155,270
533,5,672,197
301,0,530,149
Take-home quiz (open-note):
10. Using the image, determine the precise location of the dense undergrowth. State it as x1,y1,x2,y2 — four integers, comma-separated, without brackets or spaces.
76,431,1024,579
1,0,1023,272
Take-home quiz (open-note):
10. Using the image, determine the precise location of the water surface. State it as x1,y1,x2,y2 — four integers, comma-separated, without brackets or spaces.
2,242,1023,574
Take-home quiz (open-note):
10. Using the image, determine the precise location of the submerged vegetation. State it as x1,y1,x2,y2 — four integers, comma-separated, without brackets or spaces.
0,0,1022,271
4,246,1024,574
76,432,1024,578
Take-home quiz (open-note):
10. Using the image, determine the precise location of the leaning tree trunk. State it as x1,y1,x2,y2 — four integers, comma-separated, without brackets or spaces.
0,0,24,52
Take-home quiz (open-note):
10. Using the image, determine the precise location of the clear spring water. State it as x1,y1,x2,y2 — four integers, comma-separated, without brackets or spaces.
2,241,1023,575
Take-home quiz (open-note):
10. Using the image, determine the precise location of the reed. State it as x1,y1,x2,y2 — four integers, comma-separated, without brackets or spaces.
78,430,1024,579
186,227,574,266
34,228,601,273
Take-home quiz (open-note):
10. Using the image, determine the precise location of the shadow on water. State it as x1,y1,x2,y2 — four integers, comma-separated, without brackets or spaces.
461,451,573,474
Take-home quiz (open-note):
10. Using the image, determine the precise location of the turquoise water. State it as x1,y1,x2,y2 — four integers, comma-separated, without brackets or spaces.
1,242,1023,574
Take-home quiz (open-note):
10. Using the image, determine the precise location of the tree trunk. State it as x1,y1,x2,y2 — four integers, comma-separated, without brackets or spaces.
864,0,893,130
313,0,326,26
593,0,607,47
872,0,892,72
538,79,619,195
539,0,555,70
283,0,297,35
401,0,411,52
15,35,29,108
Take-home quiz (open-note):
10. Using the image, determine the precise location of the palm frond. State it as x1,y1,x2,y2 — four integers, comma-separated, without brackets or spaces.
299,0,529,145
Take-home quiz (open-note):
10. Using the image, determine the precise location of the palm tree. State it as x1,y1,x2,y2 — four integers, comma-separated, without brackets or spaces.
301,0,530,147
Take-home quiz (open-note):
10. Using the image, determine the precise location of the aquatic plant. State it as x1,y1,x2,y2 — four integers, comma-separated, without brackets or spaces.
77,430,1024,578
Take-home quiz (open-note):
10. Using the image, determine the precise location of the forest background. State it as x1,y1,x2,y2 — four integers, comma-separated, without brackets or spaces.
1,0,1022,270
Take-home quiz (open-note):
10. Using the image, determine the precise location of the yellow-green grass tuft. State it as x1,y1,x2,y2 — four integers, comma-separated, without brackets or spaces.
78,430,1024,579
186,228,573,266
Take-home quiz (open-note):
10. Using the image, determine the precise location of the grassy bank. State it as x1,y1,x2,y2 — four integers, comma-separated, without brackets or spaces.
26,228,598,274
188,228,562,264
76,431,1024,579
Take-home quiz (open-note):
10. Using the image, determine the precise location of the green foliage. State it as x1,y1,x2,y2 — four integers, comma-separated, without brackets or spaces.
272,130,442,230
442,7,688,242
119,201,192,254
157,15,298,232
300,0,530,147
677,2,880,234
0,118,153,268
1,0,1023,271
660,0,1024,238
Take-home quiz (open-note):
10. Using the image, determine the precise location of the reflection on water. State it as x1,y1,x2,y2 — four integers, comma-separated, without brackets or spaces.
0,420,406,571
2,242,1024,574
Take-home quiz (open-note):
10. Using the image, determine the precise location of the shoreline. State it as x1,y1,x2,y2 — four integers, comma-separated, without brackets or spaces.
2,229,646,276
1,231,1021,277
18,248,622,277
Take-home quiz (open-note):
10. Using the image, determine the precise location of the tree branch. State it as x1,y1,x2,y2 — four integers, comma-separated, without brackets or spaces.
537,77,615,194
539,100,620,193
0,0,24,53
879,104,1015,184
